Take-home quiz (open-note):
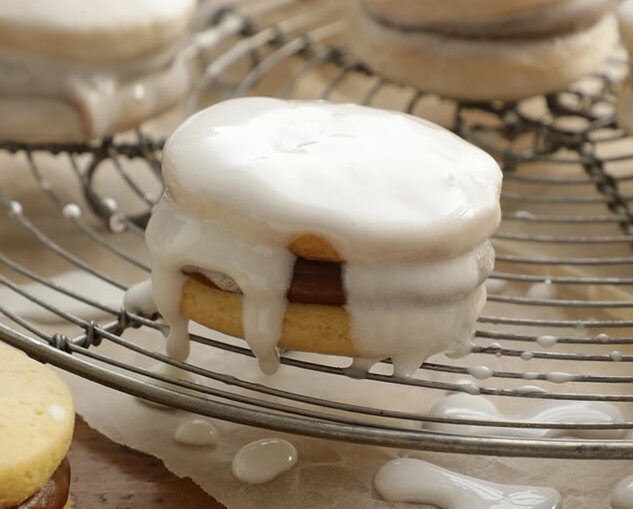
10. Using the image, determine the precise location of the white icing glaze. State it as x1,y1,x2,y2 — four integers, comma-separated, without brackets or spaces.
467,365,493,380
162,98,501,263
612,474,633,509
174,418,219,446
0,44,194,140
427,393,627,439
485,277,507,294
232,438,297,484
611,350,624,362
374,458,562,509
0,0,196,64
146,199,294,371
527,281,556,300
515,385,548,395
455,380,481,395
536,335,558,348
148,98,501,374
124,279,158,316
48,404,67,422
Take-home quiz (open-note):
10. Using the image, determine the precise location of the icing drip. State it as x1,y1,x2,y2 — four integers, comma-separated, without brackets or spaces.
124,279,157,316
0,43,193,140
612,474,633,509
374,458,561,509
426,393,626,439
146,199,294,370
232,438,297,484
149,98,501,375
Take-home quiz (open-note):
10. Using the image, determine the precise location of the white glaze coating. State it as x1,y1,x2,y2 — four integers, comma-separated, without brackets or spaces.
374,458,561,509
124,279,157,316
161,98,501,263
612,474,633,509
148,98,501,374
426,393,626,439
48,404,67,422
232,438,297,484
174,418,219,447
0,44,194,141
146,198,294,371
0,0,196,64
536,335,558,348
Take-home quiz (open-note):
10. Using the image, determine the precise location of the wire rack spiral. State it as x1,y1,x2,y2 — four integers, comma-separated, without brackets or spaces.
3,0,633,459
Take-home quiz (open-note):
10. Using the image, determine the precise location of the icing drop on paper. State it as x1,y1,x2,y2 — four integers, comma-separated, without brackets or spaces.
374,458,561,509
232,438,297,484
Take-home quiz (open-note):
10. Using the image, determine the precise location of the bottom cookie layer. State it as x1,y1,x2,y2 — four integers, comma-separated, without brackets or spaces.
180,277,486,369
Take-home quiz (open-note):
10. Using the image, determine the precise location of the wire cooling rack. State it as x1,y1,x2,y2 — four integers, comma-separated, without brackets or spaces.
3,0,633,459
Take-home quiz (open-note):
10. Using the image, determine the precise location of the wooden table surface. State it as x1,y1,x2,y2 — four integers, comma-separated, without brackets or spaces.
68,416,226,509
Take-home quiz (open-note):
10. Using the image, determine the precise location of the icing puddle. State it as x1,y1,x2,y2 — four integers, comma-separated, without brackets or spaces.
426,393,626,439
374,458,561,509
612,474,633,509
174,418,219,447
232,438,298,484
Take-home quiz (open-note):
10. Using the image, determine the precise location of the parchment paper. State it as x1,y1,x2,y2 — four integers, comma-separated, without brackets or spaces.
2,45,633,509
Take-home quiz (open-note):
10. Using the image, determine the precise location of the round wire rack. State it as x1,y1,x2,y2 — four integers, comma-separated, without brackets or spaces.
3,0,633,459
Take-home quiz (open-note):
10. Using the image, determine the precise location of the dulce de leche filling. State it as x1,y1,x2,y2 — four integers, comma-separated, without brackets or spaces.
12,457,70,509
184,257,345,306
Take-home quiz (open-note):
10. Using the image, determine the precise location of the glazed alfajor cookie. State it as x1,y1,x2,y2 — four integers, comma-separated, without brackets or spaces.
0,0,196,142
617,1,633,135
0,341,74,509
348,0,620,101
143,97,502,377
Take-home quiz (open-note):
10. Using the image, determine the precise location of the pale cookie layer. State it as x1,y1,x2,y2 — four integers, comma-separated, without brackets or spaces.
180,278,487,363
0,0,196,64
348,6,618,100
0,342,74,508
617,77,633,136
619,0,633,51
363,0,607,25
363,0,587,24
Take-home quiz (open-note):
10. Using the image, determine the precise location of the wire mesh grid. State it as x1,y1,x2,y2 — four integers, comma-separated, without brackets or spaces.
2,0,633,459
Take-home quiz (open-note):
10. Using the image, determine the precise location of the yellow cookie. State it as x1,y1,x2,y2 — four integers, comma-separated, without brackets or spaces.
0,342,74,509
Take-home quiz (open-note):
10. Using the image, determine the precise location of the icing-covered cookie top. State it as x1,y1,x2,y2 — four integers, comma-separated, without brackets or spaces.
0,0,196,63
163,97,502,262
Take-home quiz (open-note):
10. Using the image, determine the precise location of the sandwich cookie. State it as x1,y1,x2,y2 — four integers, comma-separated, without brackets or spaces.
144,97,502,377
0,0,196,142
0,342,74,509
347,0,619,100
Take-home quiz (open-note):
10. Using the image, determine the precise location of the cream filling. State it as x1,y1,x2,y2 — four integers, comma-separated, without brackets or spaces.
146,196,491,377
0,44,193,139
